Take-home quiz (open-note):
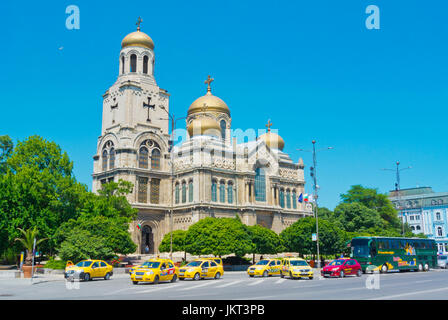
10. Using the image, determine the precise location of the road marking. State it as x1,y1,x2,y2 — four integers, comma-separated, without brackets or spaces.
178,281,217,291
275,278,287,284
369,286,448,300
135,285,177,294
248,279,265,286
414,280,433,284
215,280,244,288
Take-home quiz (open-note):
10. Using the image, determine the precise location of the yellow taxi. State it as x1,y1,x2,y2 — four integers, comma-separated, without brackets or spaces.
64,260,113,281
179,259,224,280
247,259,282,277
130,259,178,285
281,258,314,280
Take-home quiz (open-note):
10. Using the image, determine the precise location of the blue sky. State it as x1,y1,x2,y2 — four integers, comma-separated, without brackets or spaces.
1,0,447,209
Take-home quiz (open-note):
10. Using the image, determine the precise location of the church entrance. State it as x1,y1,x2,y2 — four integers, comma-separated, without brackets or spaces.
141,225,154,254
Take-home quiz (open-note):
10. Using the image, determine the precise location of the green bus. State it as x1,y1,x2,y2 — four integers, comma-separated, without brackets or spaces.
350,236,437,273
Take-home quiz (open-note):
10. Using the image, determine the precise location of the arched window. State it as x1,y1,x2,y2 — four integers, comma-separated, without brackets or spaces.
292,190,297,209
254,167,266,202
138,177,148,203
286,189,291,209
139,147,148,169
411,226,415,231
188,180,193,202
152,59,155,74
211,180,217,202
102,150,108,171
151,149,161,169
436,212,441,221
227,182,233,204
219,181,225,203
182,181,187,203
175,183,180,204
279,189,285,208
121,56,125,74
143,56,149,74
416,225,421,231
150,178,160,204
130,54,137,72
438,227,443,237
109,148,115,169
220,120,226,140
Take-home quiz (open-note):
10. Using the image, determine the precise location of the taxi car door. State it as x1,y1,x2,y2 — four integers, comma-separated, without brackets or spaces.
267,261,276,275
275,260,282,274
209,261,218,276
159,263,168,281
91,261,100,278
201,261,210,278
99,261,107,277
167,262,176,279
282,260,290,274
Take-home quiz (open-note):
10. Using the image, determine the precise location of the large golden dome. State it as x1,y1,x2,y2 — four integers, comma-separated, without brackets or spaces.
187,117,221,137
258,120,285,150
187,76,230,116
121,30,154,50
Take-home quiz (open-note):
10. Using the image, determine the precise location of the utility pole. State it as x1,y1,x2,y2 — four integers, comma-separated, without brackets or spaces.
297,140,333,269
382,161,412,236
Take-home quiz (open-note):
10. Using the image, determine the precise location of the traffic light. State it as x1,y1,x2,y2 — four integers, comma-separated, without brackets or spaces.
310,166,314,178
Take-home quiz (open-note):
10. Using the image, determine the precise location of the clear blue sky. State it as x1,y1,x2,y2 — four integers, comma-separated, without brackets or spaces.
1,0,447,209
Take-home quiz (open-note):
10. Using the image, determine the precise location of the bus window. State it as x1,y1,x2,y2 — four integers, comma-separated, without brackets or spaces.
391,240,399,249
400,240,406,249
370,241,377,257
351,238,370,257
378,241,384,249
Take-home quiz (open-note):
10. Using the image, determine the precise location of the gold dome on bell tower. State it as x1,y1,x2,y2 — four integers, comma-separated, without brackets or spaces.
258,120,285,151
187,76,230,116
121,17,155,50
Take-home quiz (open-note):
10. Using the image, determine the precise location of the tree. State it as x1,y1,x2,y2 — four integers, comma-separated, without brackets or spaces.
332,202,385,234
185,217,254,257
14,227,47,265
247,225,284,263
159,230,188,260
0,135,13,174
280,217,346,256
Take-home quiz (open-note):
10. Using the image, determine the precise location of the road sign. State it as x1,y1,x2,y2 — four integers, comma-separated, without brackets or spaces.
312,233,317,241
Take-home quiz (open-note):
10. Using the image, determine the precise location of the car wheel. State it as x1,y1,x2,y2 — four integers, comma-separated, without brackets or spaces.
418,263,423,272
309,277,313,280
194,273,200,281
280,273,284,278
214,272,221,280
424,263,429,271
289,272,295,280
380,264,388,273
263,271,268,277
153,275,159,285
179,277,185,281
84,273,90,281
171,274,177,283
357,269,362,277
104,273,110,280
132,281,138,285
249,275,254,278
339,270,344,278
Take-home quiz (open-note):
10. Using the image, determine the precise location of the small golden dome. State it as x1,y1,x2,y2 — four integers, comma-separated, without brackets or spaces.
258,120,285,150
187,117,221,137
121,30,154,50
187,75,230,116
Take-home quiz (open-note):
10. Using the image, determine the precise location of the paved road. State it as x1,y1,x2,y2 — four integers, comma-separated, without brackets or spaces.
0,269,447,300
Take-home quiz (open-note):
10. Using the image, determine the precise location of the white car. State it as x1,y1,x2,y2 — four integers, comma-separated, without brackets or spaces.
437,255,448,269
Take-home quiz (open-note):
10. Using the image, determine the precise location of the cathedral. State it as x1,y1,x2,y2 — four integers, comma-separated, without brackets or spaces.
92,23,313,254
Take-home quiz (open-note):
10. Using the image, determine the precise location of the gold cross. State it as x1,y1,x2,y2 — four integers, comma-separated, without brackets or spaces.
204,75,214,93
265,119,273,132
136,17,143,31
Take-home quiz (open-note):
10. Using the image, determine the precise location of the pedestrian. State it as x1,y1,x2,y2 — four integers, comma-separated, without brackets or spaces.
145,245,150,254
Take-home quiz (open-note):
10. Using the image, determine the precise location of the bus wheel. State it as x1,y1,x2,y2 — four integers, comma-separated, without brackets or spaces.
424,263,429,271
418,263,423,272
380,264,388,273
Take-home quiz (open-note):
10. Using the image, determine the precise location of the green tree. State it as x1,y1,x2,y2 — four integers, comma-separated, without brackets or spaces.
0,135,13,174
280,217,346,256
159,230,188,260
247,225,284,263
185,217,254,257
332,202,385,234
14,227,47,265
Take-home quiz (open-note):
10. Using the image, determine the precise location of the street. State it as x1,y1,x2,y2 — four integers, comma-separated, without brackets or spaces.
0,269,447,300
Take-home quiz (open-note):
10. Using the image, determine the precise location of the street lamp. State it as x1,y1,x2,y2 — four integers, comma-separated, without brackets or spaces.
381,161,412,235
159,106,186,259
297,140,333,269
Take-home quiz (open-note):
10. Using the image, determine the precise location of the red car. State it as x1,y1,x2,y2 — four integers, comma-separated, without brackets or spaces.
321,258,362,278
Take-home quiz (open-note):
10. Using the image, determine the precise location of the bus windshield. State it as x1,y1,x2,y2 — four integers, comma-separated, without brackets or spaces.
351,238,370,258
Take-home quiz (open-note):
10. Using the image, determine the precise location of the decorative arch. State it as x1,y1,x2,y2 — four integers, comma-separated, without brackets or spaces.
101,140,115,171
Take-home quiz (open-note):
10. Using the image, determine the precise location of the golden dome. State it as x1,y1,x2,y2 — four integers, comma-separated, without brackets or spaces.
187,117,221,137
187,75,230,116
258,120,285,150
121,30,154,50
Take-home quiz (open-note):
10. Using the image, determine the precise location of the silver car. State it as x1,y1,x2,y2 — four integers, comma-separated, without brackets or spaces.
437,255,448,269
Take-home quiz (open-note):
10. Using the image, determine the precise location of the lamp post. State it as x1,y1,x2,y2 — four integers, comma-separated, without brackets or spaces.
381,161,412,235
159,107,186,259
297,141,333,269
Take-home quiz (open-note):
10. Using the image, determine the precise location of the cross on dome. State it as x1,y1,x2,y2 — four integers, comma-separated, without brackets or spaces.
136,17,143,31
204,75,214,94
265,119,273,132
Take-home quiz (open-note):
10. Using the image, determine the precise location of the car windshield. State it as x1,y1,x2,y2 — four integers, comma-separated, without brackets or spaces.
140,261,160,269
76,261,93,267
186,261,202,267
256,260,269,265
438,256,447,260
290,260,308,266
328,260,345,266
351,238,370,258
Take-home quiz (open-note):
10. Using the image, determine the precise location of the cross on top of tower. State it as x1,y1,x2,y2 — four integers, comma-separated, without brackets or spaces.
136,17,143,31
265,119,273,132
204,75,214,94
